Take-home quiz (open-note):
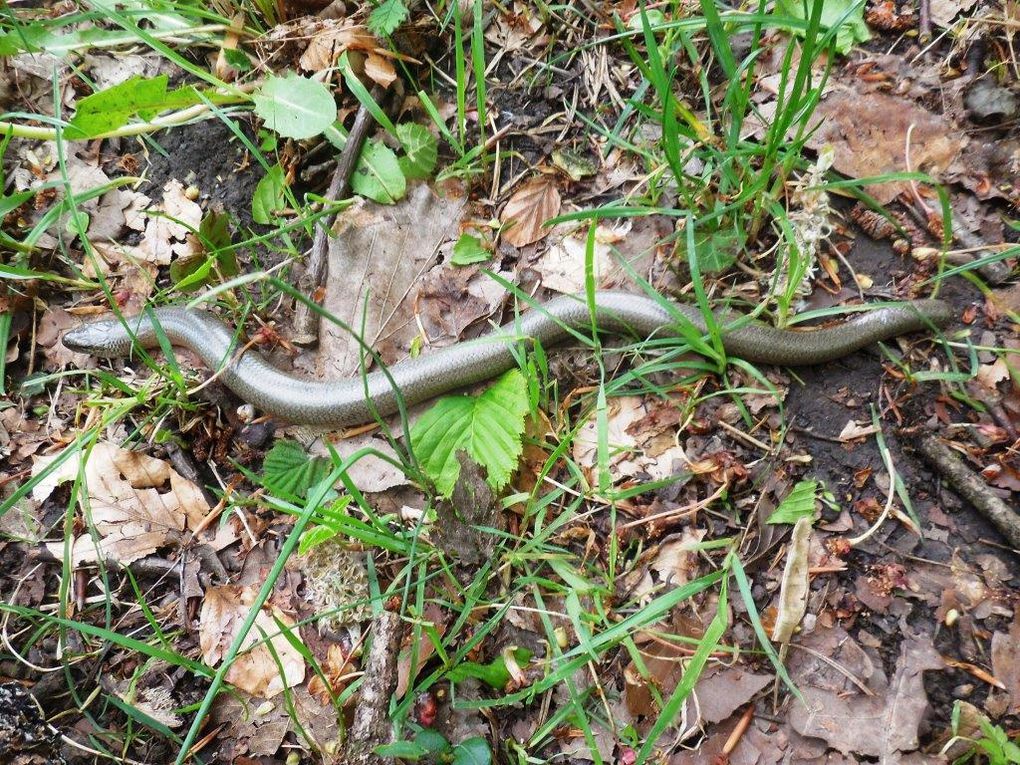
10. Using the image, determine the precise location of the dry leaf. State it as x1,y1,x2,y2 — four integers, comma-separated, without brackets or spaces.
838,419,878,442
137,179,202,265
805,90,965,204
771,516,812,643
533,232,614,294
199,585,306,699
298,20,398,79
34,441,210,565
500,179,561,247
365,53,396,88
572,396,688,485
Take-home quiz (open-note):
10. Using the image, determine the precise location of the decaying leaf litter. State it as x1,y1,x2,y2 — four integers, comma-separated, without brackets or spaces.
1,0,1018,763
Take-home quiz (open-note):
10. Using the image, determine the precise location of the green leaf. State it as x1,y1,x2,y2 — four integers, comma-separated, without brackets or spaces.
451,234,490,266
410,369,530,497
351,139,406,204
262,439,332,499
253,73,337,140
223,48,251,71
678,221,746,273
68,75,202,138
775,0,870,54
414,729,450,755
368,0,409,36
374,741,428,760
252,164,287,225
396,122,438,180
198,210,233,251
445,648,532,689
452,737,492,765
298,525,339,556
767,480,820,524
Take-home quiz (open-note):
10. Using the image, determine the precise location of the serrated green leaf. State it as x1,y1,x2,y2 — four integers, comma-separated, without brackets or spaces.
351,139,406,204
452,737,492,765
262,439,332,499
253,73,336,140
67,75,202,138
451,234,490,266
767,480,820,524
678,222,745,273
396,122,438,180
368,0,409,36
410,369,530,497
252,164,286,225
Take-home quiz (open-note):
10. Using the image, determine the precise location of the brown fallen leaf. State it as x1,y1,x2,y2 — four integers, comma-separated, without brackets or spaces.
199,585,306,699
34,441,210,565
572,396,689,485
500,178,561,247
317,184,466,379
789,631,944,758
988,613,1020,716
805,90,965,204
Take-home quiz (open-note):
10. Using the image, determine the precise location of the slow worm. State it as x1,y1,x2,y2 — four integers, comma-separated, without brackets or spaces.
63,291,952,427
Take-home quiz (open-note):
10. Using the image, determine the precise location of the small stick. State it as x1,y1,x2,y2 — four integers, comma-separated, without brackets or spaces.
292,89,385,344
913,434,1020,550
919,0,932,42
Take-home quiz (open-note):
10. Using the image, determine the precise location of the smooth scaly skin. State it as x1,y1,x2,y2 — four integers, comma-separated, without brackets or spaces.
63,291,952,427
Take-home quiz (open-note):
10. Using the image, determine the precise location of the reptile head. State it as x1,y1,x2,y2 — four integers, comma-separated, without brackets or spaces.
63,317,131,356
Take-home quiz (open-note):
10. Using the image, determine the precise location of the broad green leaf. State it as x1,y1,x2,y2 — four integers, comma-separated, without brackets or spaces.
171,211,238,291
68,76,202,138
297,525,338,556
452,737,492,765
396,122,438,180
252,164,287,224
775,0,870,54
767,480,819,524
451,234,490,266
262,439,331,499
374,741,428,760
351,139,406,204
410,369,530,497
414,729,450,755
253,73,336,140
678,222,746,273
223,48,251,71
198,210,233,251
368,0,409,36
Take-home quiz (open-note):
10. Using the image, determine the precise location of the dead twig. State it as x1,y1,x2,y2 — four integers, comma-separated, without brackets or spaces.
292,88,386,344
913,434,1020,550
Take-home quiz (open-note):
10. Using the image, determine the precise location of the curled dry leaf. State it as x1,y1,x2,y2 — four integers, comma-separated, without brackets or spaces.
298,20,397,87
500,178,561,248
199,585,306,699
771,516,812,643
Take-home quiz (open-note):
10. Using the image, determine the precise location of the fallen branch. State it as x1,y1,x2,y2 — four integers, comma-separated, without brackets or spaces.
344,610,403,765
913,434,1020,550
291,89,385,344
